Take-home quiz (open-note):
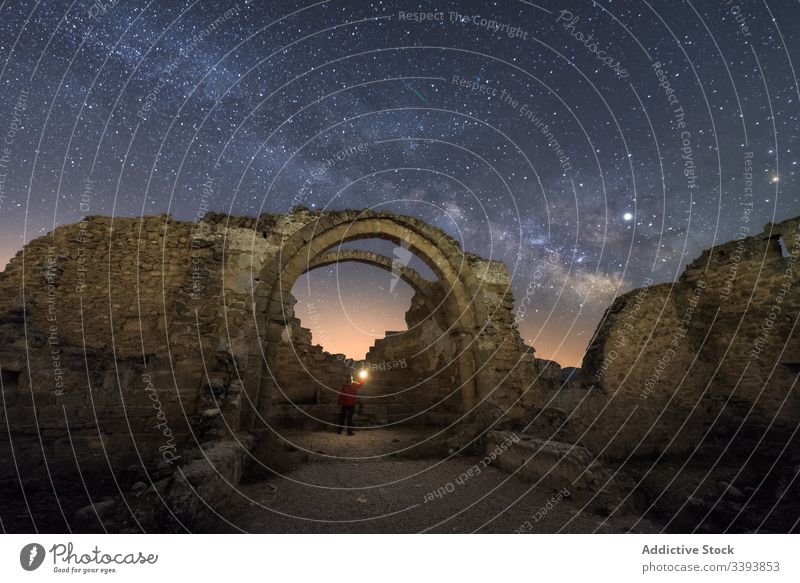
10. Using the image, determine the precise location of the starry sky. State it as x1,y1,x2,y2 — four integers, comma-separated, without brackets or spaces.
0,0,798,366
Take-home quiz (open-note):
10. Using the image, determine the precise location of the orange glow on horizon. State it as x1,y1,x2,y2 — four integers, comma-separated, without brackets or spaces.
292,264,586,368
292,262,414,360
0,248,15,272
0,242,587,368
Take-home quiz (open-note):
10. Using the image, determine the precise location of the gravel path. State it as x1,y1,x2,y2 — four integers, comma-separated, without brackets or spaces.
211,430,660,533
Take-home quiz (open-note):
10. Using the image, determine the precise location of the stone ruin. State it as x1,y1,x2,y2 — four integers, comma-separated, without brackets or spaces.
0,208,537,530
0,208,797,532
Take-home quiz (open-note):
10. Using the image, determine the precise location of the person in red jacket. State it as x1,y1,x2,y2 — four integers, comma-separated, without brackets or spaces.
337,374,364,435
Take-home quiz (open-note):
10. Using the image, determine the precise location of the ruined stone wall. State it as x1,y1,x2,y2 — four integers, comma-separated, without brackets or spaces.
272,315,350,406
0,212,303,478
0,208,558,531
364,253,539,419
471,255,529,401
0,209,539,480
577,217,800,459
0,215,203,477
267,247,539,427
359,291,459,424
267,288,460,428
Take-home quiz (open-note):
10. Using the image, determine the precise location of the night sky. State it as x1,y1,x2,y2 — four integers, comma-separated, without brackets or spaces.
0,0,798,366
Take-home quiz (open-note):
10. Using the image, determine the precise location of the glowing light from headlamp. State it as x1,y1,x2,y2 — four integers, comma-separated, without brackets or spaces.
358,370,368,380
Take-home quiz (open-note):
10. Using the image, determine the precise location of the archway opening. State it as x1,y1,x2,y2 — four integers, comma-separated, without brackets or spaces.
253,212,484,440
291,259,415,360
268,271,466,435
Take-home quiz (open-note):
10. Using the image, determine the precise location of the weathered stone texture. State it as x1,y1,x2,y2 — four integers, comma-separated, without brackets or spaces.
577,217,800,459
0,208,534,488
4,207,794,532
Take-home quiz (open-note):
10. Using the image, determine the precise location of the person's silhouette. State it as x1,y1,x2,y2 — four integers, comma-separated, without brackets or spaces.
337,374,364,435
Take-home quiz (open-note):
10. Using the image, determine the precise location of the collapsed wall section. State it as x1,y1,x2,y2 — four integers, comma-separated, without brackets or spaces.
577,217,800,459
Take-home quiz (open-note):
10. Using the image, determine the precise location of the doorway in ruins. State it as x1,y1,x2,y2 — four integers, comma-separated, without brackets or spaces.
274,245,460,432
248,211,484,449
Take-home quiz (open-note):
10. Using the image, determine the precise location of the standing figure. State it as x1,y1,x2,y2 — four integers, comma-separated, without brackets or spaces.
337,373,364,435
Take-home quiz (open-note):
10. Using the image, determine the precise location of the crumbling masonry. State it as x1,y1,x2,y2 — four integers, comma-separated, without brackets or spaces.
0,210,797,532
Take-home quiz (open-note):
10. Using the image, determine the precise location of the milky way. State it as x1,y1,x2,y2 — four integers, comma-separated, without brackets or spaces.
0,0,798,365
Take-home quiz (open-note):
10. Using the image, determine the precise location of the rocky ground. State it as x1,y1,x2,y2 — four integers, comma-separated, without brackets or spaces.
208,428,661,534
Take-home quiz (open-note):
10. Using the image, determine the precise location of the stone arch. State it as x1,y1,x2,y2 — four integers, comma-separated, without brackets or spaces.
304,249,448,332
308,249,432,295
248,210,483,428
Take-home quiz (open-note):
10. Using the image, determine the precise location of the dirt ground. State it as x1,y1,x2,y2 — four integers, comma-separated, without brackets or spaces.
210,428,661,533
